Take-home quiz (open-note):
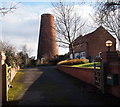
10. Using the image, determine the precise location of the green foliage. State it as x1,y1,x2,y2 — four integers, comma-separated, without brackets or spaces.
36,54,70,66
5,47,16,67
29,56,36,66
1,41,31,68
49,59,59,65
16,51,30,68
57,59,89,65
94,57,102,62
58,54,69,60
36,59,41,66
49,58,61,65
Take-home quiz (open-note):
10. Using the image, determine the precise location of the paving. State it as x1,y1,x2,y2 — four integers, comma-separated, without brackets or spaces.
8,66,120,106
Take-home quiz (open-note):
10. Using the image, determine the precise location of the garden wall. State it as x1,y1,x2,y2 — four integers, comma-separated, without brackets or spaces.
57,52,120,98
57,65,95,85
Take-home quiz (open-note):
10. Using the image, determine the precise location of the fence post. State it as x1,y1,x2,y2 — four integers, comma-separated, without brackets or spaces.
0,51,8,106
2,64,8,104
0,52,2,107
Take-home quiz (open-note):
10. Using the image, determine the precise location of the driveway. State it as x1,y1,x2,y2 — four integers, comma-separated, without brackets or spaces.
10,66,120,106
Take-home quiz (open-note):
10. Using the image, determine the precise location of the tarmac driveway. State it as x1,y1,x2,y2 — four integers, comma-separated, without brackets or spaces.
15,66,120,106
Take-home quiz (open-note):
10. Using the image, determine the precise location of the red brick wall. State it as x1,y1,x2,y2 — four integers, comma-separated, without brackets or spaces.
73,26,116,59
57,65,95,85
87,27,116,59
57,61,120,98
73,36,87,53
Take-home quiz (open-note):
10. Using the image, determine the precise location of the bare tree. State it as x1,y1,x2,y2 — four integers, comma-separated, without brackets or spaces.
92,0,120,50
21,45,28,55
0,1,20,16
51,1,85,59
21,45,31,67
21,44,33,57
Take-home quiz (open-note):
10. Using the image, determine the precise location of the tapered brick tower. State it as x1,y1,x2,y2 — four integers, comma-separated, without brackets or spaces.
37,14,58,61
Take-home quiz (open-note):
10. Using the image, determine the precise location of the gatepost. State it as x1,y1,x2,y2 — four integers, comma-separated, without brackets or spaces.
0,52,2,107
102,51,120,97
0,51,8,106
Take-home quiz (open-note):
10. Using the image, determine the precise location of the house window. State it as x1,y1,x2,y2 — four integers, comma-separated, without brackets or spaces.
80,52,86,59
75,53,80,59
99,52,102,57
70,54,73,59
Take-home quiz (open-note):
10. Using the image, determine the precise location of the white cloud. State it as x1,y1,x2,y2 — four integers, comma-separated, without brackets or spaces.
0,2,99,58
1,0,107,2
1,3,41,58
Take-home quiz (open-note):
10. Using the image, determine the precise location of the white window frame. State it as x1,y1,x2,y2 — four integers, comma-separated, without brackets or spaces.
75,53,80,59
80,52,86,58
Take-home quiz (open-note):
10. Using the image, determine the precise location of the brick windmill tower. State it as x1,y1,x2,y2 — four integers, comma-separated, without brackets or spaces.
37,14,58,61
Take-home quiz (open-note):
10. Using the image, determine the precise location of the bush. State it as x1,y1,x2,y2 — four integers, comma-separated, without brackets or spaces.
94,57,102,62
57,59,89,65
49,58,60,65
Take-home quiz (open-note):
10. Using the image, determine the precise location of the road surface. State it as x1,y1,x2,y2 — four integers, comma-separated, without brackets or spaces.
8,66,120,106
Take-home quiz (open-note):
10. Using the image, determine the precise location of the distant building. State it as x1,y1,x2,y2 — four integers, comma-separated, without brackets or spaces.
37,14,58,61
70,26,116,61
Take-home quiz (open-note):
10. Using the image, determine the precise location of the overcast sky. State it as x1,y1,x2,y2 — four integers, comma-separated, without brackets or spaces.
1,0,117,58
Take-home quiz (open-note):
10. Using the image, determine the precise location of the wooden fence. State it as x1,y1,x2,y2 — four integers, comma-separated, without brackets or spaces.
0,52,2,107
0,51,19,106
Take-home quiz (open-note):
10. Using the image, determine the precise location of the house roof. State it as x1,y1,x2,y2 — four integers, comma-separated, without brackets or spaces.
83,26,106,38
73,26,116,44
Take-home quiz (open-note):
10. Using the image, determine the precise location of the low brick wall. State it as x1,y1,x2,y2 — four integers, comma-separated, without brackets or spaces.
57,65,95,85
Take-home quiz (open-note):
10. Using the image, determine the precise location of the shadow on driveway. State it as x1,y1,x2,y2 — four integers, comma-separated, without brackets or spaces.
6,66,120,106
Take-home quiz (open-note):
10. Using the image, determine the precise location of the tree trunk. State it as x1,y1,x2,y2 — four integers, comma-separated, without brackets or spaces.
69,44,75,59
71,49,75,59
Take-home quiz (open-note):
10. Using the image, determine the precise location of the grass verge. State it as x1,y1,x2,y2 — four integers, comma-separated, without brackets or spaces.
8,70,25,101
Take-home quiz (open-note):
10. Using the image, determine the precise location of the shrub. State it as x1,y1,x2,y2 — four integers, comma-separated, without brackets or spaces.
49,54,70,65
49,58,60,65
94,57,102,62
57,59,89,65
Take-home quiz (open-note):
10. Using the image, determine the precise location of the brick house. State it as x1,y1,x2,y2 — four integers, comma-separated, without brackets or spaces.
70,26,116,61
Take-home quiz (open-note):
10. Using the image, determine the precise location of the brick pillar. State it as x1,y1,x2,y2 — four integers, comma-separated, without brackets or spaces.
102,51,120,97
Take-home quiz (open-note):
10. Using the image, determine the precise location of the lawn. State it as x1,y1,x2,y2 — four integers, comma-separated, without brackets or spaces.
8,69,25,101
71,62,100,69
